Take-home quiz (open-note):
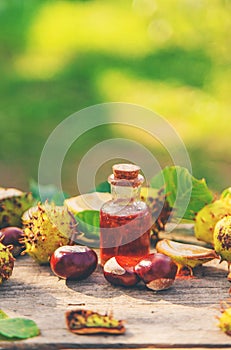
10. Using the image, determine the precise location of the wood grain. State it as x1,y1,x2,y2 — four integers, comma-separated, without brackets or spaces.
1,248,231,349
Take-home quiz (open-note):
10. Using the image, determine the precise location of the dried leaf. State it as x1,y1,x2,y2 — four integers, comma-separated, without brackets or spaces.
66,309,125,335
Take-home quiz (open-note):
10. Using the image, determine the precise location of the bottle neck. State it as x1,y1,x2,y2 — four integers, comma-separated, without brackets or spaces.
110,184,141,202
108,172,144,203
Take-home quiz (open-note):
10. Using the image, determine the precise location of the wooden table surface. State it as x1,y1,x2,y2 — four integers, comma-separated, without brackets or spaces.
1,245,231,350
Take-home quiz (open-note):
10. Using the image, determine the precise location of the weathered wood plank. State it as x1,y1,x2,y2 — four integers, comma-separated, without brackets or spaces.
1,250,231,349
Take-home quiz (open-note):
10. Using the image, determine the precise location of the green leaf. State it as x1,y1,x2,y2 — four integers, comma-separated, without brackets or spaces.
0,318,40,339
94,181,111,193
75,210,100,239
0,310,9,320
150,166,213,220
29,179,69,205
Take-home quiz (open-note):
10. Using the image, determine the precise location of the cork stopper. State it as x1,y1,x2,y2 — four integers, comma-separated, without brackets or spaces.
113,164,140,180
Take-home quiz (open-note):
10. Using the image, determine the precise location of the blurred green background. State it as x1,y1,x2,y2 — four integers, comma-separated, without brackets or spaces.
0,0,230,195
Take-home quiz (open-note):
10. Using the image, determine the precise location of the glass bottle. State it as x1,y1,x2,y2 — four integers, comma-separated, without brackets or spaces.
100,164,151,266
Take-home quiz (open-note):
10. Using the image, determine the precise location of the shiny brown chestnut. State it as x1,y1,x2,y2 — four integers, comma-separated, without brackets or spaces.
0,227,24,257
103,256,140,287
134,253,177,291
50,245,98,280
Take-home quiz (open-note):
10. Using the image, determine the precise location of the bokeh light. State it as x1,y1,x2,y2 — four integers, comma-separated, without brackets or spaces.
0,0,230,193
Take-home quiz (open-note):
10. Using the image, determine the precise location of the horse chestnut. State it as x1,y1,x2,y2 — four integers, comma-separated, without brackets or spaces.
50,245,98,280
0,226,24,257
103,256,140,287
134,253,177,291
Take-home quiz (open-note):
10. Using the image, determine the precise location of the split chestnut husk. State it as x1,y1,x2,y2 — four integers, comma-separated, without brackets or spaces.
156,239,218,276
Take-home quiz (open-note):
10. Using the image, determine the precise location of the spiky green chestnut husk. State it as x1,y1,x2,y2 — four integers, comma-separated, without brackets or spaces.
0,187,33,228
218,303,231,335
22,203,76,264
0,242,14,284
214,215,231,267
194,199,231,245
221,187,231,201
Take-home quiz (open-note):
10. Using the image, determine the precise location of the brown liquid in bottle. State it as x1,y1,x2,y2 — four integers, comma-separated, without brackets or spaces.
100,164,151,266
